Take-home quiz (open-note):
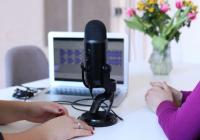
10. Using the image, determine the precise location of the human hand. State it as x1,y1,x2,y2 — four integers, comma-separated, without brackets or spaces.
3,115,94,140
24,102,68,123
39,115,94,140
150,82,183,106
145,82,173,113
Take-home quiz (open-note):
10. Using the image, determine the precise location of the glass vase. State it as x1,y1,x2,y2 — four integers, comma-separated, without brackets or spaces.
148,46,172,75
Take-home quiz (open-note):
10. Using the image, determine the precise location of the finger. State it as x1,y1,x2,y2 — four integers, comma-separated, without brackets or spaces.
58,107,69,115
162,82,171,92
151,86,164,92
150,82,164,88
73,129,93,138
150,81,162,86
45,103,69,116
145,93,150,101
78,120,94,131
145,92,148,100
72,118,94,131
145,89,152,99
145,88,157,98
42,104,61,114
169,85,178,93
53,103,69,115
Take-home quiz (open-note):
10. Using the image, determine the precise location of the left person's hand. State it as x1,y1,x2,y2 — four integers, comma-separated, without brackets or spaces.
24,102,68,123
145,82,173,113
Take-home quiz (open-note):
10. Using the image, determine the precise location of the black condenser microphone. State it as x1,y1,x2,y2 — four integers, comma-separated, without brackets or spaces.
80,20,118,127
83,20,107,89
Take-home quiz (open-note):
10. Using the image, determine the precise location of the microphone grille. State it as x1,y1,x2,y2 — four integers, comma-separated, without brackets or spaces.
85,20,107,41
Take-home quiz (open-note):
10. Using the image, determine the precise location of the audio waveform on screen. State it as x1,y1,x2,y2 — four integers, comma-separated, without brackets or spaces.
59,49,122,66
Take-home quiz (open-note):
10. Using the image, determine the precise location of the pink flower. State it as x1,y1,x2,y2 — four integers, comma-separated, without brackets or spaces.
188,12,197,20
160,4,170,13
176,0,183,9
127,8,136,17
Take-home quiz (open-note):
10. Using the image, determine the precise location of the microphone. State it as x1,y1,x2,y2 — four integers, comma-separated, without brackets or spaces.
83,20,107,89
79,20,118,127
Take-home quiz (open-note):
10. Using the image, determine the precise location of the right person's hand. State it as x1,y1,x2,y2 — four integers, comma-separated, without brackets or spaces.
145,82,174,113
150,82,183,106
3,115,94,140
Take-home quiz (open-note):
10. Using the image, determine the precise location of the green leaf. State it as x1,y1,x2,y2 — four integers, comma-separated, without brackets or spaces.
182,7,191,17
162,18,174,37
174,31,181,42
173,17,187,30
124,16,145,33
152,36,169,52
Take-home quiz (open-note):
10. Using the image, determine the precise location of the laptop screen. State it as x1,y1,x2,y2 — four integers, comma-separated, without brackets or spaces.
53,37,124,84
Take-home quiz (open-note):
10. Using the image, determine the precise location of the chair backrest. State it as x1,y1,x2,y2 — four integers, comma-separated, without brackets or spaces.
5,46,48,87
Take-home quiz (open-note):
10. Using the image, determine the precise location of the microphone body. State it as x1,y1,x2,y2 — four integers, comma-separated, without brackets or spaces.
83,20,107,88
84,41,106,87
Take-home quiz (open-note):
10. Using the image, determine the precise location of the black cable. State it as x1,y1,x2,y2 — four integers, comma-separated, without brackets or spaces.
71,98,95,112
20,85,46,90
54,98,123,121
101,102,124,121
53,100,73,105
89,88,94,99
71,98,107,112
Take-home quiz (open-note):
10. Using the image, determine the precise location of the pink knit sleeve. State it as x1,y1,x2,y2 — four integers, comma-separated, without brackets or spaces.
156,82,200,140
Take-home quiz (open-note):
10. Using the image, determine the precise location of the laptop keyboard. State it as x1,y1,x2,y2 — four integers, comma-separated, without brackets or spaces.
46,87,119,97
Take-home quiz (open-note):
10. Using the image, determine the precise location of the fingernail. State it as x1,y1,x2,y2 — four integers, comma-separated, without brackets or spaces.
91,130,94,135
58,109,63,112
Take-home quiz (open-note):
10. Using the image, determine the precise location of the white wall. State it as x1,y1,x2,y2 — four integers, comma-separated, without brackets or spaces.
0,0,47,88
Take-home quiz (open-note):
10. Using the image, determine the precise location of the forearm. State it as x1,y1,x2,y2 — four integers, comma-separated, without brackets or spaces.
157,82,200,140
2,128,47,140
2,124,55,140
156,101,179,140
0,101,28,124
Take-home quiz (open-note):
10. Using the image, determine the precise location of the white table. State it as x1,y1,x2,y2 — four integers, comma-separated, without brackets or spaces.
0,62,200,140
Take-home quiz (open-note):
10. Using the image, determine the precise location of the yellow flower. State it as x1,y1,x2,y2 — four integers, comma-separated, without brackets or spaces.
192,5,198,12
159,0,165,5
183,0,193,7
137,1,146,11
183,0,198,13
147,0,158,5
147,7,155,12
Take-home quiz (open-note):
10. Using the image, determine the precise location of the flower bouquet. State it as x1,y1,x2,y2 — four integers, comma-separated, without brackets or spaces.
125,0,198,75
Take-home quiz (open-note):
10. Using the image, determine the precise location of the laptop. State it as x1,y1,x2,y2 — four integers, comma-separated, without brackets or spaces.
46,32,129,107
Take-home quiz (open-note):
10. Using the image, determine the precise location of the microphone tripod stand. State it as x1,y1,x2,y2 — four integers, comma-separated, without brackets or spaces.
79,64,118,127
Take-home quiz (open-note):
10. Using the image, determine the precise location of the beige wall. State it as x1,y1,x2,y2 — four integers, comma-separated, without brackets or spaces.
44,0,68,44
72,0,111,31
0,0,47,88
0,0,127,88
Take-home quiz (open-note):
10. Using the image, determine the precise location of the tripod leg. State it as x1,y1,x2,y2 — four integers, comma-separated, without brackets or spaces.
89,93,108,114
